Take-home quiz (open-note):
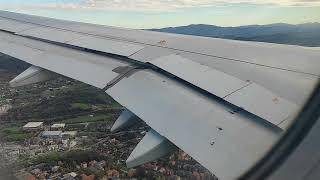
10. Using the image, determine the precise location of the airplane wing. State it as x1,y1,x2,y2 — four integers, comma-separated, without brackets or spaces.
0,10,319,180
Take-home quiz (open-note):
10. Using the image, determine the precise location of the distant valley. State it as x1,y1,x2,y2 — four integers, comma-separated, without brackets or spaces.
151,23,320,47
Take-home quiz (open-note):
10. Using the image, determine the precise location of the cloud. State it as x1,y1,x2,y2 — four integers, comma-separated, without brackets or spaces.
83,0,320,10
1,0,320,11
83,0,218,11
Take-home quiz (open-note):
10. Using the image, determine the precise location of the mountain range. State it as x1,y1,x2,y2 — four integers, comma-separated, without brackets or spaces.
150,23,320,47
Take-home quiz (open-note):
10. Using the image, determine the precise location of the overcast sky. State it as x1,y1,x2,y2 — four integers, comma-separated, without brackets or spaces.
0,0,319,28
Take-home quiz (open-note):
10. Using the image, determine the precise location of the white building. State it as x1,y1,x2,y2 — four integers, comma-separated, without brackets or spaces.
23,122,43,131
51,123,66,130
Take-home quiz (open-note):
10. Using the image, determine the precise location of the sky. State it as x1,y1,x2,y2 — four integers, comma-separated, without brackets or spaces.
0,0,319,29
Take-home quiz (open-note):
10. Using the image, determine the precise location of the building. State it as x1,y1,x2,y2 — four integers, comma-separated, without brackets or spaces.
63,172,77,180
41,131,62,139
23,122,43,131
61,131,77,139
51,123,66,130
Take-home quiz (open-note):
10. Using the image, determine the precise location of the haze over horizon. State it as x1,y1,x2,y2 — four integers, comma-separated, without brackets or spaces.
0,0,319,29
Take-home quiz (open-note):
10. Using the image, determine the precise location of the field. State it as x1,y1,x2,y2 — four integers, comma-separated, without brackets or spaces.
61,114,113,124
0,126,33,142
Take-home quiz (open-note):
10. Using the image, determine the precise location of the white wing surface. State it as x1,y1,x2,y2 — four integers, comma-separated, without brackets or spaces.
0,11,319,180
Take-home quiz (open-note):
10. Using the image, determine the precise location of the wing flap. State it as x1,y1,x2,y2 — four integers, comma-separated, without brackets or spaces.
225,83,299,126
106,69,282,180
150,54,298,127
150,54,250,98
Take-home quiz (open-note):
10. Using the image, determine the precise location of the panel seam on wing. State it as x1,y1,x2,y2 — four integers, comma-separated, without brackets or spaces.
222,82,253,99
